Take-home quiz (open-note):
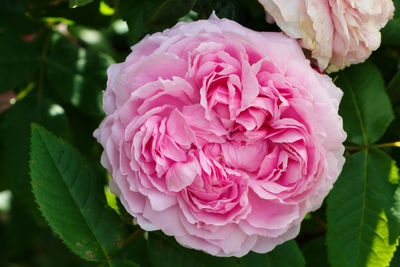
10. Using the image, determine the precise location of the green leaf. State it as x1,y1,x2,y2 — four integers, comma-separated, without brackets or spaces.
46,34,113,117
69,0,94,8
0,96,70,210
146,0,197,27
30,125,127,261
327,148,400,267
336,62,394,145
118,0,164,43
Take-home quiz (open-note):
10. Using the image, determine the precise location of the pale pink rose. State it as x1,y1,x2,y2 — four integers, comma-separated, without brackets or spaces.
258,0,395,72
94,14,346,257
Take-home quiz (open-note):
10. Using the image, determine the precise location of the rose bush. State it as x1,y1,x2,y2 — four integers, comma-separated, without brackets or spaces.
258,0,395,72
94,14,346,257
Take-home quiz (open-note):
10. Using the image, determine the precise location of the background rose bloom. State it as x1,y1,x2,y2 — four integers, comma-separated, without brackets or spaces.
258,0,395,72
94,15,346,257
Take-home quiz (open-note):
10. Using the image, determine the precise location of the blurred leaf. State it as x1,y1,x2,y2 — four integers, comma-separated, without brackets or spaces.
147,0,197,27
30,125,128,261
0,96,76,266
147,232,239,267
337,62,394,145
388,70,400,106
395,0,400,18
382,0,400,46
147,233,204,267
390,246,400,267
0,8,40,92
238,240,305,267
327,149,400,267
70,0,94,8
99,1,115,16
237,252,266,267
301,236,329,267
2,197,92,267
214,0,239,20
47,34,113,117
0,33,40,92
299,213,326,237
267,240,305,267
111,231,152,267
192,0,214,19
382,18,400,47
111,259,140,267
238,0,266,19
62,106,103,164
214,0,276,32
0,0,29,13
68,25,116,58
2,197,41,261
0,95,70,210
370,48,399,84
27,1,111,28
390,164,400,238
118,0,164,43
147,232,304,267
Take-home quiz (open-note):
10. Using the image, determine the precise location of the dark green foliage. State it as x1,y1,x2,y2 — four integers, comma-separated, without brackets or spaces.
0,0,400,266
146,0,198,27
388,71,400,107
0,7,40,92
118,0,165,43
301,236,329,267
0,96,70,210
46,34,113,117
382,0,400,47
69,0,94,8
147,232,305,267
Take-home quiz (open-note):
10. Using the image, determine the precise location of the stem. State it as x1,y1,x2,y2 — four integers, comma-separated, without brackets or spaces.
373,141,400,148
345,141,400,152
345,145,363,151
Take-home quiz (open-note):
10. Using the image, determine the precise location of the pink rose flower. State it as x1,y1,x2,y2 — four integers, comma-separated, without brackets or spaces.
258,0,395,72
94,14,346,257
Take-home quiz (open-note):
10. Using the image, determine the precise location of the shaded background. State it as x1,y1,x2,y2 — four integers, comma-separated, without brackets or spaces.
0,0,399,266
